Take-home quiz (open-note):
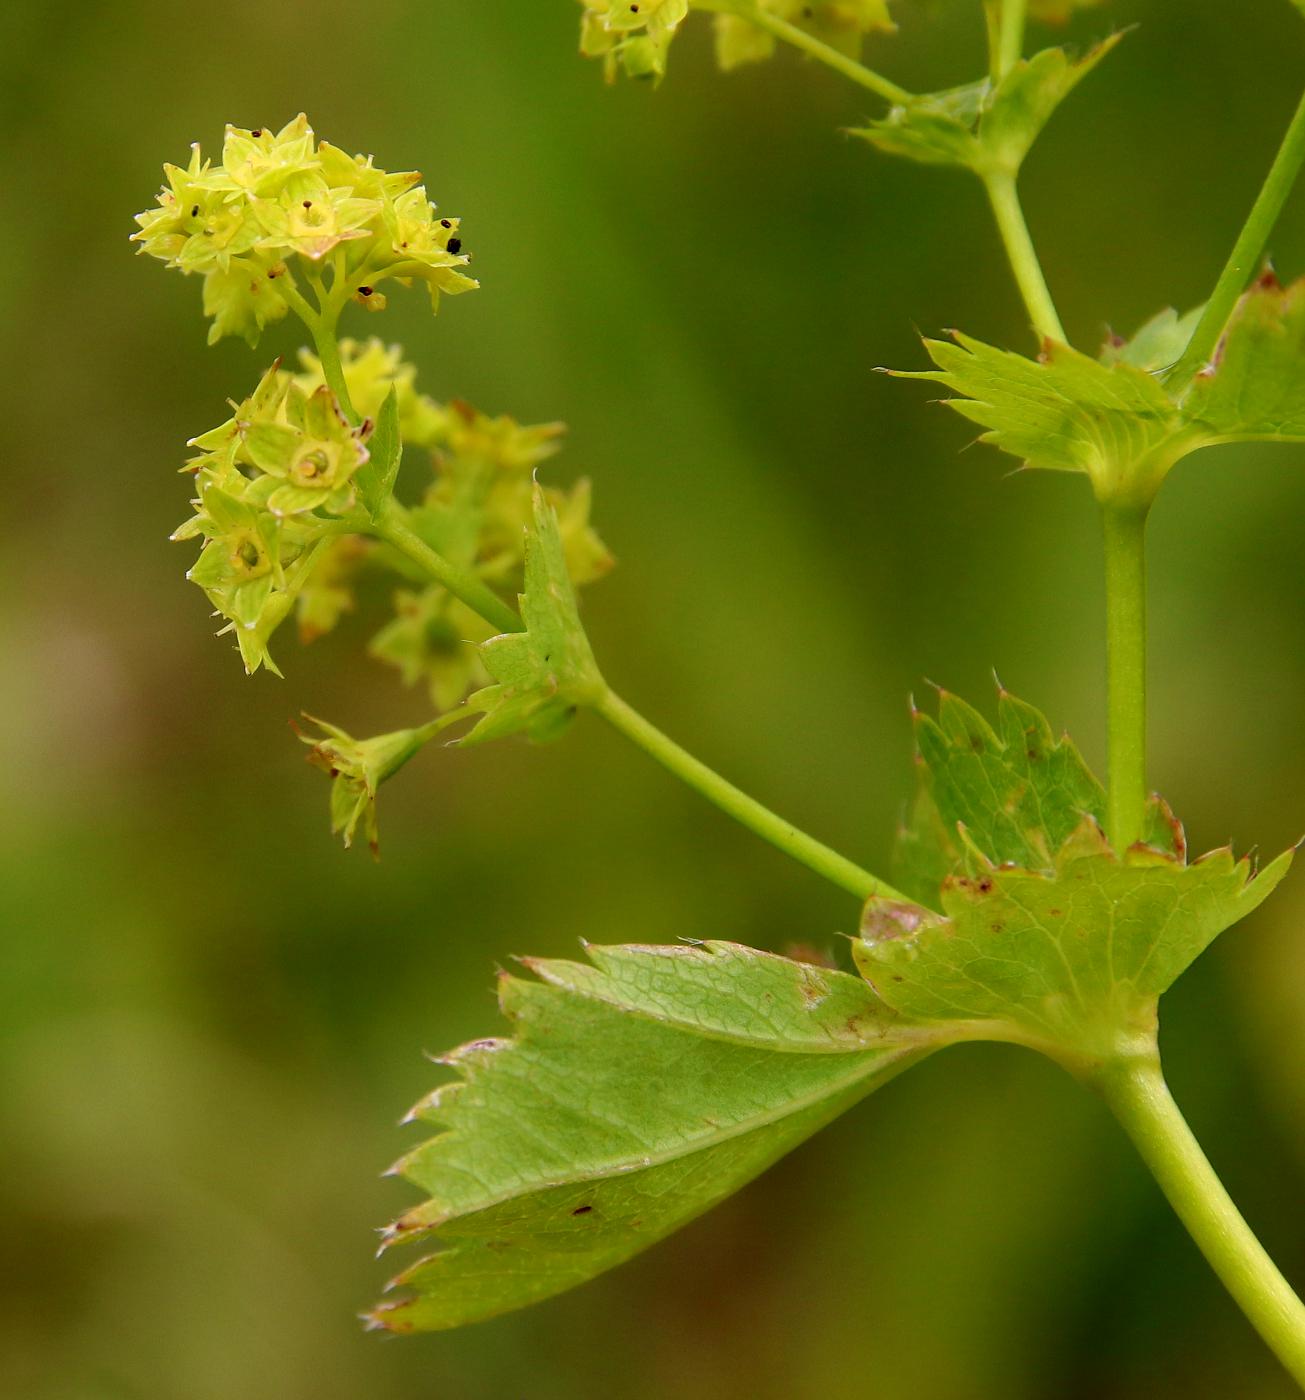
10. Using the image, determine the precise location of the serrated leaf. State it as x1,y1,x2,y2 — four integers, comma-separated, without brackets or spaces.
369,942,926,1332
1100,304,1204,373
355,384,402,521
460,483,604,745
904,275,1305,505
861,820,1292,1062
896,329,1205,503
854,39,1120,175
913,689,1105,875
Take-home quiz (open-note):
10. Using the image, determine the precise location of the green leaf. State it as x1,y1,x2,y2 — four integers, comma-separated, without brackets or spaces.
368,941,926,1332
863,818,1291,1063
1100,304,1204,373
1183,273,1305,438
911,688,1105,876
853,39,1120,175
460,483,604,745
898,273,1305,505
895,329,1205,504
355,385,402,521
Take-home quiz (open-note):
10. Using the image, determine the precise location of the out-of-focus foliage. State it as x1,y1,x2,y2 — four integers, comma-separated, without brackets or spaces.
5,1,1305,1397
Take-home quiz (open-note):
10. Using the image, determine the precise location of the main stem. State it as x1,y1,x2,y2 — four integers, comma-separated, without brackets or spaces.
595,690,907,903
1168,85,1305,394
982,170,1066,343
1096,1057,1305,1387
1101,503,1149,852
996,0,1027,80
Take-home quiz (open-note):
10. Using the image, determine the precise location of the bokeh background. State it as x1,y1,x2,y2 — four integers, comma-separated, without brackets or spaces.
4,1,1305,1396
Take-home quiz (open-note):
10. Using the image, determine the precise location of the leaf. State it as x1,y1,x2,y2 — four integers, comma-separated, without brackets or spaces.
861,819,1292,1063
911,688,1105,876
369,942,926,1332
1099,304,1204,373
897,274,1305,504
894,329,1204,502
355,384,402,521
460,483,604,745
1184,273,1305,438
853,39,1120,175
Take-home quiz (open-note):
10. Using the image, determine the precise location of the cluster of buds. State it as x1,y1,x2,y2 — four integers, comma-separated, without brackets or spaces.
131,115,475,344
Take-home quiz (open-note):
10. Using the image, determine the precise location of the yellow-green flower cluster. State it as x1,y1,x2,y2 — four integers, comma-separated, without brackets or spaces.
578,0,896,81
579,0,690,82
132,115,476,345
174,365,371,673
295,341,613,709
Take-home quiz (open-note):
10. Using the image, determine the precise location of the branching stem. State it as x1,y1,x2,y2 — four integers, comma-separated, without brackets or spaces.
374,504,522,636
1095,1057,1305,1388
982,169,1066,343
1168,85,1305,393
360,468,899,902
595,690,907,902
996,0,1026,80
1101,503,1149,852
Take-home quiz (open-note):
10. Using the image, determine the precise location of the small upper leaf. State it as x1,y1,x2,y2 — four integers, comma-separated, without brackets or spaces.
897,329,1197,504
355,384,402,521
460,483,605,744
854,39,1120,176
370,941,925,1332
900,275,1305,505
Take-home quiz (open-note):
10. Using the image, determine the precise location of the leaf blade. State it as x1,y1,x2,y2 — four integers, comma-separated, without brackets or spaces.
369,942,925,1332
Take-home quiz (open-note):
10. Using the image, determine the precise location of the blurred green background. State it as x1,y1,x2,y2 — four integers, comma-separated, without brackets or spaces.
4,1,1305,1396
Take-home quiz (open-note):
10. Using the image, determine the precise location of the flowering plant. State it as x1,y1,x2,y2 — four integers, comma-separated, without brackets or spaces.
134,2,1305,1382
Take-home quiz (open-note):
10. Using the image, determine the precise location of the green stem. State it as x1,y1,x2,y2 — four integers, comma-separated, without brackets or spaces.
309,310,361,427
695,0,913,106
297,274,891,905
982,170,1067,343
996,0,1026,79
1101,503,1149,852
1095,1057,1305,1388
1167,85,1305,394
595,689,908,903
375,504,522,636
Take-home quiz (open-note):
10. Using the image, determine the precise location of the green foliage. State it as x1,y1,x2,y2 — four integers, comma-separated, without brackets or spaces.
1183,272,1305,437
860,819,1290,1064
906,688,1105,880
871,691,1293,1064
371,688,1289,1326
854,39,1120,176
894,329,1197,505
899,274,1305,505
368,941,926,1332
461,486,606,745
